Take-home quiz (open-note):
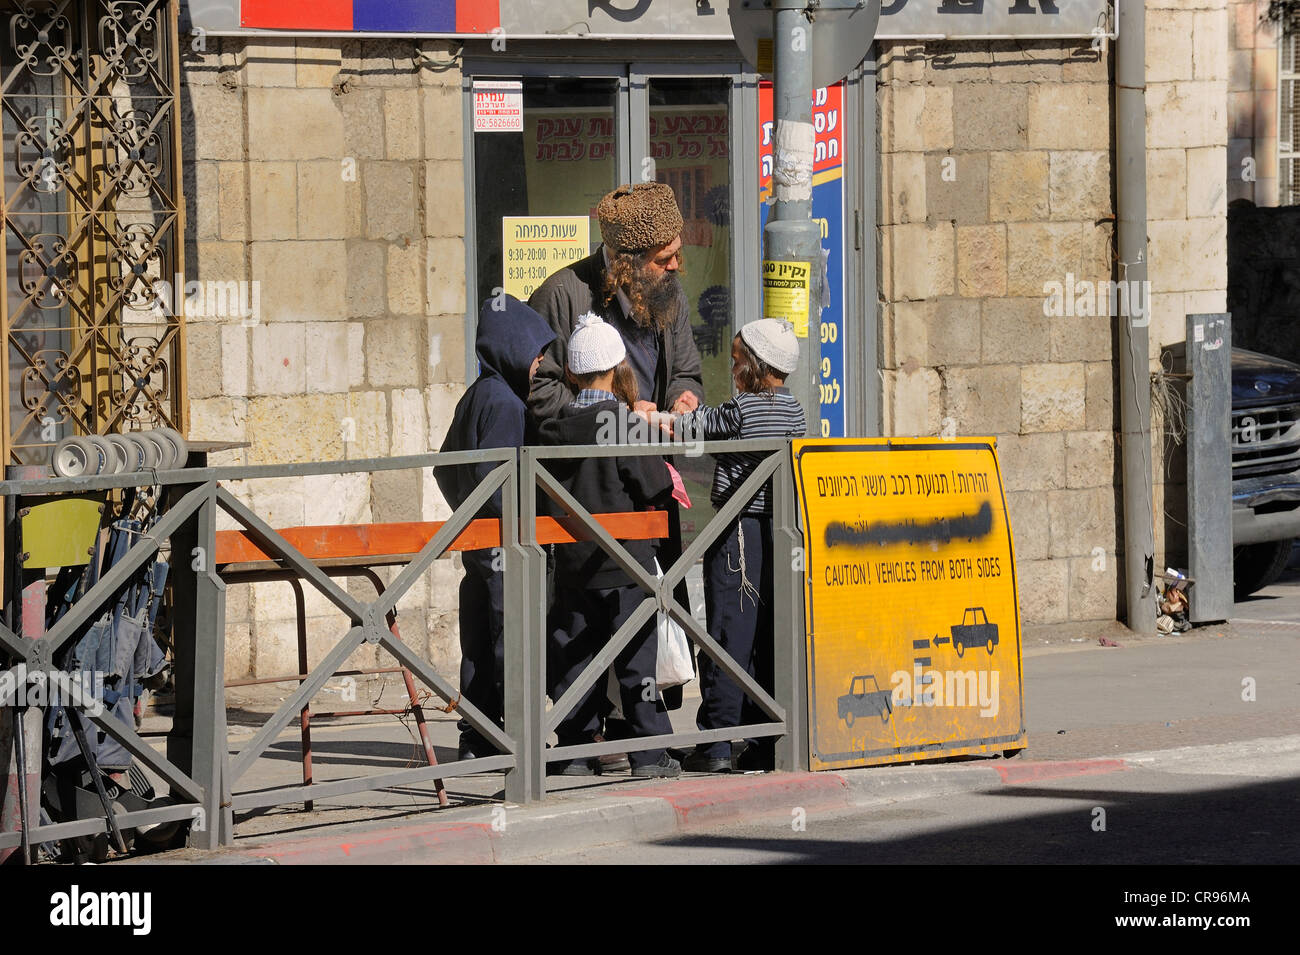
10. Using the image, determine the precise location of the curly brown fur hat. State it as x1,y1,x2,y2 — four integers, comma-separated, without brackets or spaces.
597,182,684,253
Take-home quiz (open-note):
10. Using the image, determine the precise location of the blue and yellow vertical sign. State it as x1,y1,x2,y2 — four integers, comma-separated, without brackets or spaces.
792,438,1027,770
759,82,845,438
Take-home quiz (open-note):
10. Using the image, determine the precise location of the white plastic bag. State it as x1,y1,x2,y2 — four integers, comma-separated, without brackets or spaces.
654,559,694,688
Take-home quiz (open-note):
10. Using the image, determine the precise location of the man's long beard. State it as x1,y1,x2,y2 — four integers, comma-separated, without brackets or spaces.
626,269,682,332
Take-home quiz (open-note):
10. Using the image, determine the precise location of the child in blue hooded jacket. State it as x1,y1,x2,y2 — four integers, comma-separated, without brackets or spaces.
435,295,555,760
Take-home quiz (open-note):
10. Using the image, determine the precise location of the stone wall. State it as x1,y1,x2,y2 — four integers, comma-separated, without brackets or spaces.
877,15,1230,625
877,38,1119,625
1147,0,1231,574
180,38,469,680
1227,0,1280,207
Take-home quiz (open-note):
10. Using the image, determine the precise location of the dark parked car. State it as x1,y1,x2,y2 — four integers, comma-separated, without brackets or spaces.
837,675,892,726
951,607,998,656
1232,348,1300,599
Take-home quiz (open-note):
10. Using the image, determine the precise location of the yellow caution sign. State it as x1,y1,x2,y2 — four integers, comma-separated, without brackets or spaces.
762,260,811,338
792,438,1026,770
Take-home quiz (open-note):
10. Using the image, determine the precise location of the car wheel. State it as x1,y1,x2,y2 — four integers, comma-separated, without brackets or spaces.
955,640,964,658
844,710,855,727
986,638,995,655
1233,539,1295,601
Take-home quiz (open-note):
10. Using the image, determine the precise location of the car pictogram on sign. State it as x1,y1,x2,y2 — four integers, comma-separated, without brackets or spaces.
952,607,998,657
837,674,893,726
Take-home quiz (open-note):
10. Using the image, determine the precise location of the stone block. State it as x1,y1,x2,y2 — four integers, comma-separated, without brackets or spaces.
1048,486,1117,558
188,396,249,445
186,86,245,161
1062,48,1107,83
1187,147,1228,218
422,84,464,161
217,162,248,241
1028,85,1109,150
297,38,342,88
882,152,926,225
242,39,297,88
957,224,1007,298
250,322,307,396
1015,558,1070,624
925,300,977,369
304,472,372,525
1146,149,1188,220
988,151,1049,222
425,160,466,237
421,464,453,522
391,387,428,456
374,467,423,524
251,241,348,322
221,324,250,397
1050,308,1113,363
884,368,941,436
889,301,930,369
298,160,353,240
366,317,422,388
1085,362,1115,431
927,153,989,226
426,384,463,450
426,237,468,315
345,390,389,458
384,89,422,160
246,394,347,464
1146,10,1197,83
943,365,1021,435
1006,490,1049,561
347,240,387,318
365,162,416,239
982,297,1051,364
990,40,1065,83
248,162,297,240
1066,430,1116,488
885,85,953,152
1254,46,1277,91
349,323,368,386
1193,10,1230,81
1229,49,1253,93
928,40,992,84
1147,82,1227,149
953,84,1029,151
427,316,467,383
877,41,927,83
388,238,424,314
1022,362,1086,432
341,87,386,161
247,88,345,160
1229,92,1253,138
186,324,222,399
1006,223,1082,296
1049,151,1111,221
305,321,350,393
997,432,1066,492
192,161,219,240
889,222,955,299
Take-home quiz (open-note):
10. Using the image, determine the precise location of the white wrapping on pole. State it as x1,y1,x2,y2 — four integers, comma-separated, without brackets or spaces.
773,119,815,203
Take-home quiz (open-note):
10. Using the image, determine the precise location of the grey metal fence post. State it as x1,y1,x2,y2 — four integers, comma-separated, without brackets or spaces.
773,444,809,771
168,481,226,848
505,448,545,803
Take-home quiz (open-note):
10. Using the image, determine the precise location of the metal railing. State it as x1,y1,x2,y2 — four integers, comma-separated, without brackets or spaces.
0,439,806,850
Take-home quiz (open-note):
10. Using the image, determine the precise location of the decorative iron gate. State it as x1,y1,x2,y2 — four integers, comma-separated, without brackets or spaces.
0,0,183,466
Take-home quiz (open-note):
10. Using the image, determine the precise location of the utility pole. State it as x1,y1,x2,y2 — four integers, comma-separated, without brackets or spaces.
764,1,823,435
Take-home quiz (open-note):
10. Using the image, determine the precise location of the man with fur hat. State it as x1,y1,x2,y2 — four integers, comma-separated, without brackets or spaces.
527,181,705,424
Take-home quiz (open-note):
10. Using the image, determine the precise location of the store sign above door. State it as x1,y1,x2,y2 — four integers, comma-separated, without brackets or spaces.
190,0,1115,41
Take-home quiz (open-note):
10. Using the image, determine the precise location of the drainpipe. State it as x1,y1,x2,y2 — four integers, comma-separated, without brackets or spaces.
1116,1,1155,631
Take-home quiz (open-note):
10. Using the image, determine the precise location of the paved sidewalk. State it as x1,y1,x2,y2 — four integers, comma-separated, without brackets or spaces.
117,614,1300,865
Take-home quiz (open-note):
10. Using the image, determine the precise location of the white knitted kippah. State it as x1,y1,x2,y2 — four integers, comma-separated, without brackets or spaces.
568,312,627,374
740,318,799,375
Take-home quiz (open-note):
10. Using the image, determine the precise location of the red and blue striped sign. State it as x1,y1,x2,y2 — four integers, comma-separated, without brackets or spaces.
241,0,500,32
